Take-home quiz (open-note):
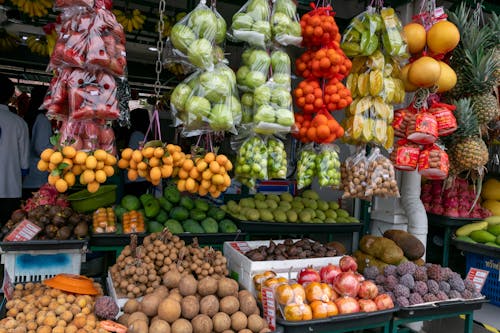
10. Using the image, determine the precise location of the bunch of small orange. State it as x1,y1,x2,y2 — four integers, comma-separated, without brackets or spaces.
38,146,116,193
117,143,232,198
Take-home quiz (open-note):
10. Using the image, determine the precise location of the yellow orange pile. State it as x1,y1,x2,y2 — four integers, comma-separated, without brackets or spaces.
38,146,116,193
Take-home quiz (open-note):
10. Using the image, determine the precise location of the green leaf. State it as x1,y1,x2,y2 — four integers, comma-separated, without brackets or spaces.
58,163,69,171
49,134,59,146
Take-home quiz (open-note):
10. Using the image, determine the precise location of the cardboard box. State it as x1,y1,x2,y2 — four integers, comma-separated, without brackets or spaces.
224,240,341,295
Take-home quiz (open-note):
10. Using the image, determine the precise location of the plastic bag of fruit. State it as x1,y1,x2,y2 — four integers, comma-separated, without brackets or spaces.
237,47,271,92
229,0,271,48
406,109,438,145
240,92,254,124
44,69,72,121
234,134,268,189
297,143,317,190
365,147,399,198
270,48,292,89
164,0,225,71
380,7,408,58
316,144,341,188
170,63,241,136
341,7,382,57
58,119,109,152
253,80,294,135
267,137,287,179
428,101,457,137
67,69,119,121
271,0,302,46
341,149,369,200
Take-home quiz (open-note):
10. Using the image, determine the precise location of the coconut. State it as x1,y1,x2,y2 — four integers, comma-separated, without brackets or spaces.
128,312,148,325
128,319,149,333
179,275,198,296
212,312,231,332
158,298,181,323
123,299,141,314
181,295,200,320
200,295,219,317
141,293,163,317
230,311,248,331
192,314,213,333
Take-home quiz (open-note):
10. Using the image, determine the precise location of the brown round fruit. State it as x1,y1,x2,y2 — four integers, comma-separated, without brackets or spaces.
181,295,200,320
123,299,141,314
171,318,193,333
141,293,163,317
220,296,240,315
218,278,239,298
238,294,258,316
200,295,219,317
128,320,149,333
179,275,198,296
231,311,248,331
158,298,181,324
212,312,231,333
239,330,253,333
197,276,218,296
247,314,265,333
154,285,170,298
117,314,129,326
163,270,182,289
191,314,213,333
149,319,171,333
128,312,149,326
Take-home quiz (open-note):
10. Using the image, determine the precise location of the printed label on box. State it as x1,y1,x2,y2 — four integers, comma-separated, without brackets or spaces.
229,242,251,254
261,286,276,331
2,270,14,300
5,219,41,241
466,267,489,292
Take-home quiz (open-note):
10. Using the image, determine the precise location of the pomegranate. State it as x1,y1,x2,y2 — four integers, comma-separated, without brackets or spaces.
334,296,360,314
297,266,321,285
358,280,378,300
358,299,378,312
339,255,358,272
319,264,342,284
374,294,394,310
333,271,360,297
354,272,365,282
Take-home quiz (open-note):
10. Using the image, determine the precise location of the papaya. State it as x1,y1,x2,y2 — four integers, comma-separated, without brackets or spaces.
383,229,425,260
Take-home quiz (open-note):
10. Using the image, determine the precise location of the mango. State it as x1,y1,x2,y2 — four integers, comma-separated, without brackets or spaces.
455,221,488,237
469,230,496,243
485,215,500,226
455,235,477,243
487,224,500,236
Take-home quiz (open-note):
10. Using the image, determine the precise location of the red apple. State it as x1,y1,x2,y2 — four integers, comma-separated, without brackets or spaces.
339,255,358,272
358,280,379,300
358,299,378,312
334,296,360,314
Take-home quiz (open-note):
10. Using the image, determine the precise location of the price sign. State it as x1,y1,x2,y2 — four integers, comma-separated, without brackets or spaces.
466,267,489,292
5,219,41,242
229,241,251,254
261,286,276,331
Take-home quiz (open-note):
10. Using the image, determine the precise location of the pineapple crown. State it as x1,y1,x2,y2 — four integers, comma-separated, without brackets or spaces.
446,98,481,142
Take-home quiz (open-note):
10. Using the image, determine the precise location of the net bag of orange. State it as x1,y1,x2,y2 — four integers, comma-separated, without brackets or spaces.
300,3,340,48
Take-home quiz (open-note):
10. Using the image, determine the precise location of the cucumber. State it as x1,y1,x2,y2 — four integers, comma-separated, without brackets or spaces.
455,221,488,237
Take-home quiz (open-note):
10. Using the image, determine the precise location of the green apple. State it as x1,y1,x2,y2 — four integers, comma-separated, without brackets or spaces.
248,49,271,72
215,15,227,44
236,66,250,84
252,21,271,41
228,95,242,121
254,85,271,106
171,24,196,54
188,9,217,41
185,95,211,118
200,72,229,103
170,83,192,112
187,38,214,69
272,73,291,86
216,65,236,86
247,0,270,21
271,50,291,74
275,0,297,17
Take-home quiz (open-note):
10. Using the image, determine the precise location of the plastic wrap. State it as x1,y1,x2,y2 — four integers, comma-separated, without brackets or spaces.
237,47,271,92
341,150,370,200
164,1,223,71
418,144,449,180
170,63,241,136
428,101,457,137
271,0,302,46
392,108,409,138
341,7,382,57
296,143,317,190
58,119,115,153
229,0,271,48
253,80,294,135
270,48,292,89
267,137,287,179
390,139,420,171
300,4,340,48
44,69,71,121
365,147,399,198
380,7,408,58
316,144,341,188
406,110,438,145
240,92,254,123
55,0,94,9
235,135,268,189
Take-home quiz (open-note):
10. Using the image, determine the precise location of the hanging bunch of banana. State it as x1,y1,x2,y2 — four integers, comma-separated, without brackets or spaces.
0,28,20,52
26,35,50,56
113,8,146,33
10,0,52,18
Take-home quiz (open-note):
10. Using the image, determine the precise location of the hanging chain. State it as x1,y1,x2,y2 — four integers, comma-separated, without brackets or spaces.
154,0,166,100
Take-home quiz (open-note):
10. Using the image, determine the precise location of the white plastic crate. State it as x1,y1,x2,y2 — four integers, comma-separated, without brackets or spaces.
223,240,341,295
1,248,85,283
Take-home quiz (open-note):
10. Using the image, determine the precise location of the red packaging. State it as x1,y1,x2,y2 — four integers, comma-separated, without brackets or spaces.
406,111,438,144
393,108,408,138
390,139,420,171
418,145,449,180
428,102,457,137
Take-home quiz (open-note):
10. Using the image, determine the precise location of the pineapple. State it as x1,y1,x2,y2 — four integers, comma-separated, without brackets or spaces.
446,99,489,174
471,92,499,125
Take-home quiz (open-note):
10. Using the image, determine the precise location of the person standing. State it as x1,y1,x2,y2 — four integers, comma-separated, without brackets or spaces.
0,75,29,224
23,86,52,198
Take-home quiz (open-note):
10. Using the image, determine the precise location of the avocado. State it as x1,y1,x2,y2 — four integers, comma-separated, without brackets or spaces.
180,196,195,210
190,209,207,221
201,217,218,233
170,207,189,221
147,221,164,233
194,199,210,212
155,209,168,223
207,206,226,221
183,219,205,233
121,195,141,211
164,185,181,203
164,219,184,234
114,205,127,222
219,219,238,233
159,197,174,213
469,230,496,243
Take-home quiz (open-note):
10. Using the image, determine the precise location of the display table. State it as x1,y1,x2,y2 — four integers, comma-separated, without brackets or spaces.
389,298,487,333
427,213,482,267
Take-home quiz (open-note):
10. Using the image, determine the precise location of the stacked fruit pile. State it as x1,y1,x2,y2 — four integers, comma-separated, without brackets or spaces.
117,276,271,333
421,179,491,218
340,7,407,148
254,256,394,322
363,262,482,307
455,217,500,248
292,4,351,144
223,190,358,224
109,230,230,298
